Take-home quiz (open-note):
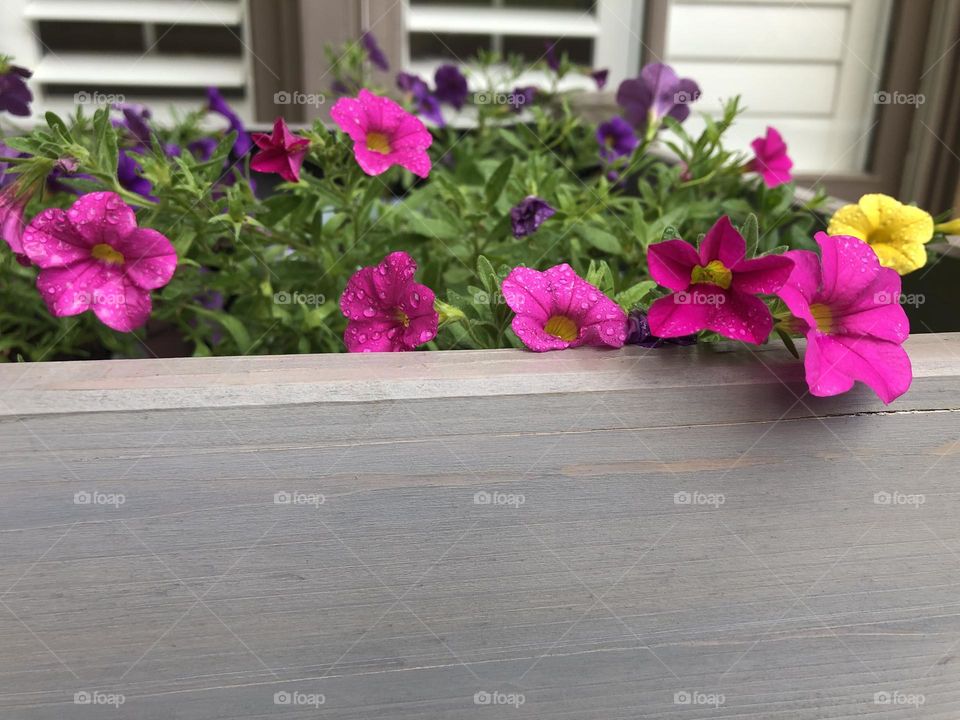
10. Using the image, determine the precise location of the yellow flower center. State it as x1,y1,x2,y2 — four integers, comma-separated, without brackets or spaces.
544,315,578,342
393,308,410,327
809,303,833,333
366,132,392,155
690,259,732,289
91,243,125,265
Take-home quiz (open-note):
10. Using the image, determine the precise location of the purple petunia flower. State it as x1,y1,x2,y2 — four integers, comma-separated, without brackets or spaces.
544,41,560,72
188,137,218,161
207,87,252,157
396,72,444,127
626,308,697,348
596,117,638,161
434,64,468,110
113,103,153,146
509,86,536,113
117,148,155,200
591,69,609,90
510,196,556,238
616,63,699,132
361,31,389,72
0,63,33,117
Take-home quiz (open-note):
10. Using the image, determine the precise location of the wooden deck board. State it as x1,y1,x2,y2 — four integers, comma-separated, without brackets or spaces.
1,336,959,718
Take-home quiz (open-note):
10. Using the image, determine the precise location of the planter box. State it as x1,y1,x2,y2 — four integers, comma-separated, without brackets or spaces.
2,335,959,718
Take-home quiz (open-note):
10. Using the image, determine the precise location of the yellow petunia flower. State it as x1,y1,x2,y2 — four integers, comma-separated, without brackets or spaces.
827,193,934,275
935,218,960,235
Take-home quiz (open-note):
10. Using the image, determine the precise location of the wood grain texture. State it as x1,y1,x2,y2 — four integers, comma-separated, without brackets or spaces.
1,336,959,718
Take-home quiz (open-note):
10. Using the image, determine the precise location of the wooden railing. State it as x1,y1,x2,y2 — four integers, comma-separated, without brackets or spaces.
1,334,959,718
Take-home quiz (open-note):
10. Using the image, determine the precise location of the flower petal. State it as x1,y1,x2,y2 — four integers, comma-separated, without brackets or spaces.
66,192,137,248
90,273,153,332
827,203,871,241
511,314,572,352
871,241,927,276
329,96,369,143
22,208,95,268
806,333,912,404
816,232,882,307
501,266,553,322
114,228,177,290
344,318,404,352
705,288,773,344
647,238,700,291
698,215,745,267
340,266,381,321
36,260,113,317
777,249,821,326
647,292,710,337
372,251,418,308
732,253,794,294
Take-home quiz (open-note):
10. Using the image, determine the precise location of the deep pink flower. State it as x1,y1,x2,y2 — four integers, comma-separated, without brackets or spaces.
777,232,911,403
20,192,177,332
502,263,628,352
647,216,794,344
747,126,793,188
330,89,432,178
251,117,310,182
0,185,29,259
340,251,438,352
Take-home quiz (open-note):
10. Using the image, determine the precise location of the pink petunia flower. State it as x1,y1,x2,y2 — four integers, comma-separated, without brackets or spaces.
501,263,628,352
20,191,177,332
330,89,432,178
747,126,793,188
251,117,310,183
647,216,794,344
340,251,438,352
0,184,29,262
777,232,911,403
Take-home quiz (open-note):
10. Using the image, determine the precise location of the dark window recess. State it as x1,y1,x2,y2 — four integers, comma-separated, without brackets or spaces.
154,25,243,55
41,85,219,100
38,21,144,53
503,0,595,10
503,36,592,65
409,33,491,60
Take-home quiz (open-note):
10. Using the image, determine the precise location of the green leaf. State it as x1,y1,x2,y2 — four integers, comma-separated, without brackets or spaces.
615,280,657,310
476,255,498,295
580,226,623,255
484,156,514,206
193,307,251,352
45,112,73,143
741,213,759,258
776,328,800,359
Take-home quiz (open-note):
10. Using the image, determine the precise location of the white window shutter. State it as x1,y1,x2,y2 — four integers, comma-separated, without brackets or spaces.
4,0,251,123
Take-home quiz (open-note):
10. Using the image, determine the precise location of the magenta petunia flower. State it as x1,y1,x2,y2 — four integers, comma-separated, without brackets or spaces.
502,263,628,352
747,126,793,188
0,184,29,261
616,63,699,132
251,117,310,183
20,192,177,332
330,89,433,178
777,232,911,403
647,216,794,344
340,251,438,352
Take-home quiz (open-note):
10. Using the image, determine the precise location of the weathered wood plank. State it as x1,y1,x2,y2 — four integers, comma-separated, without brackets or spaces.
1,336,959,718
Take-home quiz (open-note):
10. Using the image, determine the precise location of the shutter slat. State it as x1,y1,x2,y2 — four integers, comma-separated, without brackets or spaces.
23,0,242,25
406,6,600,38
33,54,245,88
